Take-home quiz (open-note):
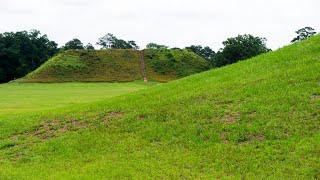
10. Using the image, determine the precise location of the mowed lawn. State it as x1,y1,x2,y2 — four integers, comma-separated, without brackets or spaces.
0,81,149,114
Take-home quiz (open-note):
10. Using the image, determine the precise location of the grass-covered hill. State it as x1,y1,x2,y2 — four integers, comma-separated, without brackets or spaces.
20,49,210,83
1,35,319,178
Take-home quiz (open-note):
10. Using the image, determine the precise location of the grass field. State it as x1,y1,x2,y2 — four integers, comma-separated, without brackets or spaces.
0,81,149,114
0,36,319,178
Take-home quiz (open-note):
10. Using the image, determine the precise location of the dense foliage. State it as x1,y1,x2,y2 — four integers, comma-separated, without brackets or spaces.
185,45,215,65
146,43,168,49
0,30,58,83
96,33,139,49
85,43,95,50
213,34,271,67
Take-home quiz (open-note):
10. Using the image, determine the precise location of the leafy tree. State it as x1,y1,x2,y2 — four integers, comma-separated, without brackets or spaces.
212,51,227,67
127,41,139,49
0,30,58,83
213,34,270,67
85,43,95,50
63,38,84,50
96,33,139,49
291,27,317,43
185,45,215,64
146,43,168,49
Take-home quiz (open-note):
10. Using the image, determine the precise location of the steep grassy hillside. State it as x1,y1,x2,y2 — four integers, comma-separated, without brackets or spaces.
144,49,210,82
22,50,142,82
0,36,319,178
20,49,210,83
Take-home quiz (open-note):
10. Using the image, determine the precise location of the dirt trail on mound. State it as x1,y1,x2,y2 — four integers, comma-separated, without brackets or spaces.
139,50,148,82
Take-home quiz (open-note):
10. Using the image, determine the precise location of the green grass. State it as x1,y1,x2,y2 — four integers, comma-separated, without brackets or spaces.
0,36,320,178
20,49,210,83
0,81,149,114
144,49,211,82
21,50,143,82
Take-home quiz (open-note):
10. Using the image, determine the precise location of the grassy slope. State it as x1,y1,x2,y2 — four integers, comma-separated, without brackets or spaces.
22,50,143,82
0,36,319,178
144,49,211,82
20,49,210,83
0,81,149,114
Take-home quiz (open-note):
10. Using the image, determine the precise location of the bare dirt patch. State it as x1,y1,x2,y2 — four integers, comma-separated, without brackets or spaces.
5,112,124,150
100,112,124,126
104,112,124,120
220,132,230,143
248,134,266,142
30,120,89,140
221,112,240,123
7,119,90,142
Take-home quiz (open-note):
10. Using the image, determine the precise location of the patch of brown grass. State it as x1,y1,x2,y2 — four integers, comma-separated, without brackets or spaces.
100,112,124,127
249,134,266,142
221,112,240,123
220,131,230,143
31,120,89,139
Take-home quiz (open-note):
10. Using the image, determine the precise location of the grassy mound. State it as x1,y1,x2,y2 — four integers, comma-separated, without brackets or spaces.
20,49,210,83
0,36,319,178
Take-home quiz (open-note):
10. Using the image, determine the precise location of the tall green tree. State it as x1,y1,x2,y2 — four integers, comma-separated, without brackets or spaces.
291,27,317,43
213,34,270,67
85,43,95,50
96,33,139,49
0,30,58,83
146,43,168,49
63,38,84,50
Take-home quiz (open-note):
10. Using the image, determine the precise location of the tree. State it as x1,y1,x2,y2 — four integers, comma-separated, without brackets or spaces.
63,38,84,50
96,33,139,49
146,43,168,49
0,30,58,83
127,41,139,49
185,45,215,64
213,34,270,67
85,43,95,50
291,27,317,43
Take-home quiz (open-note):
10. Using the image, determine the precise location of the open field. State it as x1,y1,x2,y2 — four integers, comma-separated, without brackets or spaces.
0,81,149,114
0,36,319,178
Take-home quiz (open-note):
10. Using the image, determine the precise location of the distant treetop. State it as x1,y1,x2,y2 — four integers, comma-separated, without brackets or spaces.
213,34,271,67
63,38,84,50
85,43,95,50
291,27,317,43
96,33,139,49
146,43,168,50
185,45,215,64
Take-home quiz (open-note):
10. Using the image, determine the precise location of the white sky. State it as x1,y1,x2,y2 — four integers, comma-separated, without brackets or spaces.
0,0,319,51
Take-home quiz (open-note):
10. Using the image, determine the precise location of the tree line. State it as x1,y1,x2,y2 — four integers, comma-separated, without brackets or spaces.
0,30,58,83
0,27,317,83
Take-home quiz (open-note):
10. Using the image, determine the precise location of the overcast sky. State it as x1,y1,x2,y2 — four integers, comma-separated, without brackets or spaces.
1,0,319,50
